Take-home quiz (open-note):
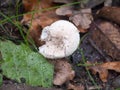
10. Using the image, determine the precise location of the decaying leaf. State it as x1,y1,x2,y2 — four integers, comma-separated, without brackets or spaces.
89,20,120,60
56,6,73,16
69,9,93,29
56,6,93,32
22,0,58,26
102,62,120,72
87,62,108,82
98,7,120,25
53,59,75,85
53,0,74,4
88,61,120,82
22,0,53,20
80,0,112,8
67,83,84,90
22,0,60,46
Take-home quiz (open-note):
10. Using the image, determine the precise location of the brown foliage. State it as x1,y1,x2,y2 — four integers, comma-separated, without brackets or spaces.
88,61,120,82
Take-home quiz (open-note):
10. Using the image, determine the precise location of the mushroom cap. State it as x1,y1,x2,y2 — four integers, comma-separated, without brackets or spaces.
39,20,80,59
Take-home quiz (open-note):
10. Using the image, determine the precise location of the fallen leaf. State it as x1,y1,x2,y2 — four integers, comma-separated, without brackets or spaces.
67,83,84,90
87,62,108,82
21,0,60,46
88,61,120,82
89,20,120,60
0,40,54,87
98,7,120,25
22,0,58,27
102,62,120,72
56,6,93,32
56,6,73,16
53,59,75,85
22,0,53,19
22,0,39,12
79,0,109,8
69,8,93,30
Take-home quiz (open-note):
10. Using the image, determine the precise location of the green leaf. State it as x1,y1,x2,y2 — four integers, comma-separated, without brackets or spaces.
0,74,3,86
0,40,54,87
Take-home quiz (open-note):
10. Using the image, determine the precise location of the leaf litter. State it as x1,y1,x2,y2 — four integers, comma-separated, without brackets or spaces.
87,61,120,82
52,59,75,85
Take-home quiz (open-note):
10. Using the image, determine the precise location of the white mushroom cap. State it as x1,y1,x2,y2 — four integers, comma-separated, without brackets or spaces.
39,20,80,59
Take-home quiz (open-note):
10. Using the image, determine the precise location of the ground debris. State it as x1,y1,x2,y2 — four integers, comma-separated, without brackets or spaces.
112,75,120,88
56,6,73,16
87,61,120,82
87,85,103,90
89,20,120,60
56,6,93,32
98,7,120,25
0,84,62,90
53,0,74,4
21,0,60,46
52,59,75,85
67,83,84,90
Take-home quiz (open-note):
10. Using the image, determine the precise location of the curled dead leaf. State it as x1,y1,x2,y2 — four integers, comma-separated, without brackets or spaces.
102,61,120,72
53,59,75,85
88,61,120,82
67,83,84,90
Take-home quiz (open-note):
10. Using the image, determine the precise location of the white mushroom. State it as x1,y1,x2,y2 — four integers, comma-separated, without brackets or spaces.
39,20,80,59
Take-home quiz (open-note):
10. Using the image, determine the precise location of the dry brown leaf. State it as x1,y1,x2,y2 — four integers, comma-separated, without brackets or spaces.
67,83,84,90
56,7,93,32
21,0,60,46
89,20,120,60
69,8,93,30
22,0,58,26
27,10,60,46
87,63,108,82
56,6,73,16
22,0,41,22
53,59,75,85
102,61,120,72
88,61,120,82
98,7,120,25
22,0,39,12
22,0,53,13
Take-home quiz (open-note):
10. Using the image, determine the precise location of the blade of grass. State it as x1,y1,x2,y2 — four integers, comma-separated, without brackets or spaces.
15,0,21,21
0,12,29,46
79,48,100,90
0,12,38,51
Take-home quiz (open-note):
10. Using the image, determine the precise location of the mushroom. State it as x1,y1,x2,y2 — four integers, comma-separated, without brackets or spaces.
39,20,80,59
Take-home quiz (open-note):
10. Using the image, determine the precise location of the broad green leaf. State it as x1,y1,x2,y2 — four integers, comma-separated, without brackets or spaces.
0,40,54,87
